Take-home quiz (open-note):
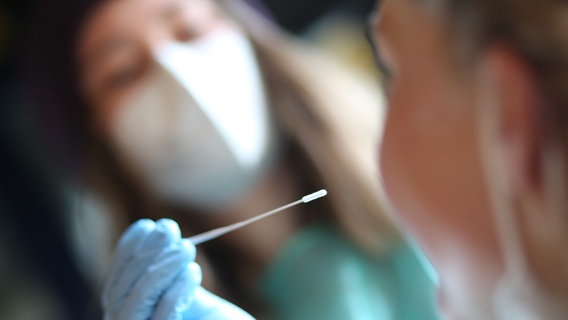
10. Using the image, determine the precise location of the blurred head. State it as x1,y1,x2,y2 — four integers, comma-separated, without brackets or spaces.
372,0,568,318
76,0,279,210
79,0,226,124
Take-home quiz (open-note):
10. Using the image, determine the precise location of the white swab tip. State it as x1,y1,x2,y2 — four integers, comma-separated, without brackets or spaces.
302,189,328,203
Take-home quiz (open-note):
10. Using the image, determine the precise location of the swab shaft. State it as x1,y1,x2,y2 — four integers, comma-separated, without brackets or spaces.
188,189,327,245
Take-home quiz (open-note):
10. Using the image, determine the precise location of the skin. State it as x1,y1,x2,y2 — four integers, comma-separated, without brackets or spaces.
478,41,568,320
372,0,568,319
371,0,502,318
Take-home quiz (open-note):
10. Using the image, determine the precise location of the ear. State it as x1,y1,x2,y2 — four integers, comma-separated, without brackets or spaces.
478,45,542,198
479,47,568,312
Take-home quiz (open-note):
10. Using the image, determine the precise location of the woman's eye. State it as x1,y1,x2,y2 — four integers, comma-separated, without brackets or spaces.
376,59,392,84
380,66,393,96
369,50,393,98
364,23,393,97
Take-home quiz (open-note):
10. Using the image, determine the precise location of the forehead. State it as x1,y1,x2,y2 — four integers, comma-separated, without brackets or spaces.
79,0,175,52
374,0,458,60
374,0,422,31
374,0,448,31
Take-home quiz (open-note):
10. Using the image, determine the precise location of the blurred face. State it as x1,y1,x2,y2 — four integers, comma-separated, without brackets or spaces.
371,0,503,318
77,0,276,209
78,0,229,130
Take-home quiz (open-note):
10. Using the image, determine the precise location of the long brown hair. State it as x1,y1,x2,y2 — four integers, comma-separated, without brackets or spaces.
223,0,399,253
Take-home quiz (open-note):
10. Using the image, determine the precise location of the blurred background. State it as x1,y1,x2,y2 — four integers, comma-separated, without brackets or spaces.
0,0,377,319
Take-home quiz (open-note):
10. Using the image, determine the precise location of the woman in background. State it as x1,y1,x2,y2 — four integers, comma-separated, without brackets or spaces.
27,0,437,318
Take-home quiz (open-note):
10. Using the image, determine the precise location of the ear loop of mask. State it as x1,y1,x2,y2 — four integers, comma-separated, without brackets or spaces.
478,67,568,318
475,68,534,318
476,70,527,279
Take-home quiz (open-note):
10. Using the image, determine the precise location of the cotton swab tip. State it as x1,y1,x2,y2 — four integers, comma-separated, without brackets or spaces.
301,189,328,203
188,188,328,245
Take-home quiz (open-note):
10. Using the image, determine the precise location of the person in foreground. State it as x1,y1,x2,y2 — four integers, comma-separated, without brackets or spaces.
372,0,568,318
105,0,568,318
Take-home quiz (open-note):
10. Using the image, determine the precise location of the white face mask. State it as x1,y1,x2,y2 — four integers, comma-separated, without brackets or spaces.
111,27,278,210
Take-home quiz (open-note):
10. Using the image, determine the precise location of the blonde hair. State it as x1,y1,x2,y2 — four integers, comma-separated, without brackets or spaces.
224,0,399,253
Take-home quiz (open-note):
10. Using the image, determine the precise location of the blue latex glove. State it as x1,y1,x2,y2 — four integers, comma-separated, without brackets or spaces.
103,219,254,320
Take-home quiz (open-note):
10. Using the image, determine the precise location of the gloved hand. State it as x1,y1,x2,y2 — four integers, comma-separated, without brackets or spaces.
103,219,254,320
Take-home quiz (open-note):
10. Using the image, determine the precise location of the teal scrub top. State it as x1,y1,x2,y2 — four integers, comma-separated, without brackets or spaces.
260,225,440,320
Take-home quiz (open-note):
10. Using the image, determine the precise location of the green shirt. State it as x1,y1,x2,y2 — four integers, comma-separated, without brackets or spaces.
261,225,439,320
